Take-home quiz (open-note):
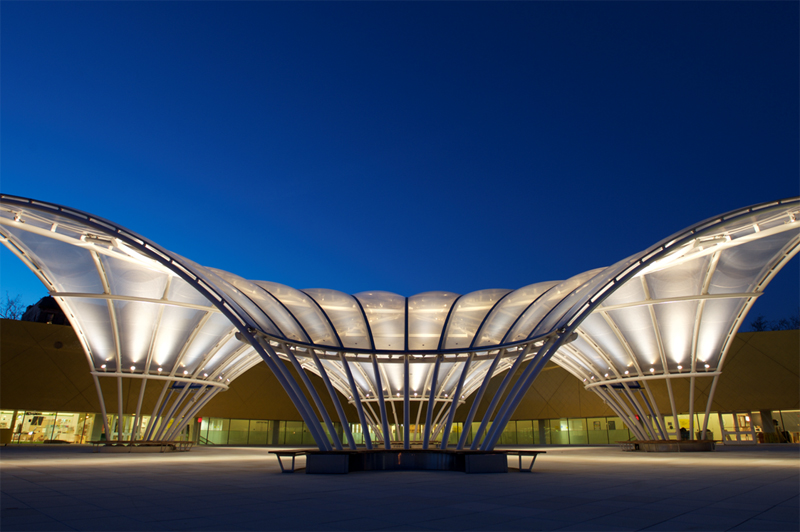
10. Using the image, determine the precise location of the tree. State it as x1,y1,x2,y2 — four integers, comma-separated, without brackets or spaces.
0,292,24,320
749,315,769,332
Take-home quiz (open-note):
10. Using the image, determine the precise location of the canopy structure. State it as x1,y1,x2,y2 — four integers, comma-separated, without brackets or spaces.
1,194,798,450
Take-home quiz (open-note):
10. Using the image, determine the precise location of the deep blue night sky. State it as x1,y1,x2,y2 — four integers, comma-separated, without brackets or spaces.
2,2,798,326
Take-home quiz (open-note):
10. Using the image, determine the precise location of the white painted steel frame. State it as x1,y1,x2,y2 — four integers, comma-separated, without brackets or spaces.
2,195,797,450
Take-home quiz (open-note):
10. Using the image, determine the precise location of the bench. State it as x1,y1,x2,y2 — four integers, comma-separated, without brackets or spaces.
505,450,546,472
88,440,193,453
270,450,308,473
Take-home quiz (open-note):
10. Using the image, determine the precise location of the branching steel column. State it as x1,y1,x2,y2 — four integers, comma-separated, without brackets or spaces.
457,351,502,449
404,355,410,450
440,354,474,449
423,355,442,449
370,355,391,449
339,354,372,449
254,337,327,450
91,374,111,441
701,374,720,440
482,335,559,450
144,382,170,441
284,345,336,451
131,378,147,441
470,350,528,450
313,352,356,450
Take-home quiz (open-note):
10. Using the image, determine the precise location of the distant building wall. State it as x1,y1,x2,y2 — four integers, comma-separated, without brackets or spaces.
2,319,797,420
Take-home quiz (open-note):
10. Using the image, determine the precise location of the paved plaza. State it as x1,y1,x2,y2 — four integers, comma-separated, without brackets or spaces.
1,444,798,531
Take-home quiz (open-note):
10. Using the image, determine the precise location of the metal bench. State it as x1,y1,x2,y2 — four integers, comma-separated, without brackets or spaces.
270,450,308,473
505,450,546,472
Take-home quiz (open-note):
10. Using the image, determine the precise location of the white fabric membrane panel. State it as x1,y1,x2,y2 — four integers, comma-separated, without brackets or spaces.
304,289,371,349
652,300,698,367
200,335,246,375
180,313,237,375
407,291,458,351
577,313,633,370
8,228,105,294
602,275,646,307
207,269,298,341
68,298,115,369
606,306,662,370
355,291,406,351
475,282,558,348
695,297,746,367
507,270,594,342
568,335,609,376
380,359,404,396
100,254,169,300
150,306,208,371
644,256,710,300
708,233,795,295
444,289,511,350
530,267,606,339
257,282,339,347
167,276,214,307
113,300,160,367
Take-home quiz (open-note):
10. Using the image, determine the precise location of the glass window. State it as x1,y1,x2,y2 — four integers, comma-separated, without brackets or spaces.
0,411,16,429
248,420,271,445
302,423,315,445
228,419,249,445
206,418,229,444
499,421,517,445
779,411,799,443
549,419,569,445
587,417,608,444
516,420,534,445
568,418,588,444
284,421,304,446
607,416,631,442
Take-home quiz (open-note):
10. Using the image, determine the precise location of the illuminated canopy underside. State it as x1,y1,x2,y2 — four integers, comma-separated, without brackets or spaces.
1,195,798,449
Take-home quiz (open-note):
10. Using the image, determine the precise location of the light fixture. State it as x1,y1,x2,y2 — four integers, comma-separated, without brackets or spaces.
130,366,135,371
624,370,629,375
158,367,163,372
604,373,609,377
100,364,106,369
704,364,710,369
677,365,682,370
203,373,208,377
650,368,655,373
183,370,189,375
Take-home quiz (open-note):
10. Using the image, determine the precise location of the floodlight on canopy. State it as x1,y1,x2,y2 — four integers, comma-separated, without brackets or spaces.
1,194,797,449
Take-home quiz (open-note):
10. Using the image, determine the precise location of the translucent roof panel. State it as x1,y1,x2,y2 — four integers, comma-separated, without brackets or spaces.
606,306,661,369
304,289,371,349
506,270,598,343
180,313,237,375
5,227,104,294
601,275,646,308
100,254,169,300
201,268,286,339
355,291,406,351
644,256,710,300
113,300,161,368
256,281,340,347
577,313,633,371
708,232,795,295
167,276,216,307
695,297,746,367
443,289,511,350
529,267,608,339
150,306,209,371
407,291,459,351
67,297,115,369
653,300,698,366
474,282,559,348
